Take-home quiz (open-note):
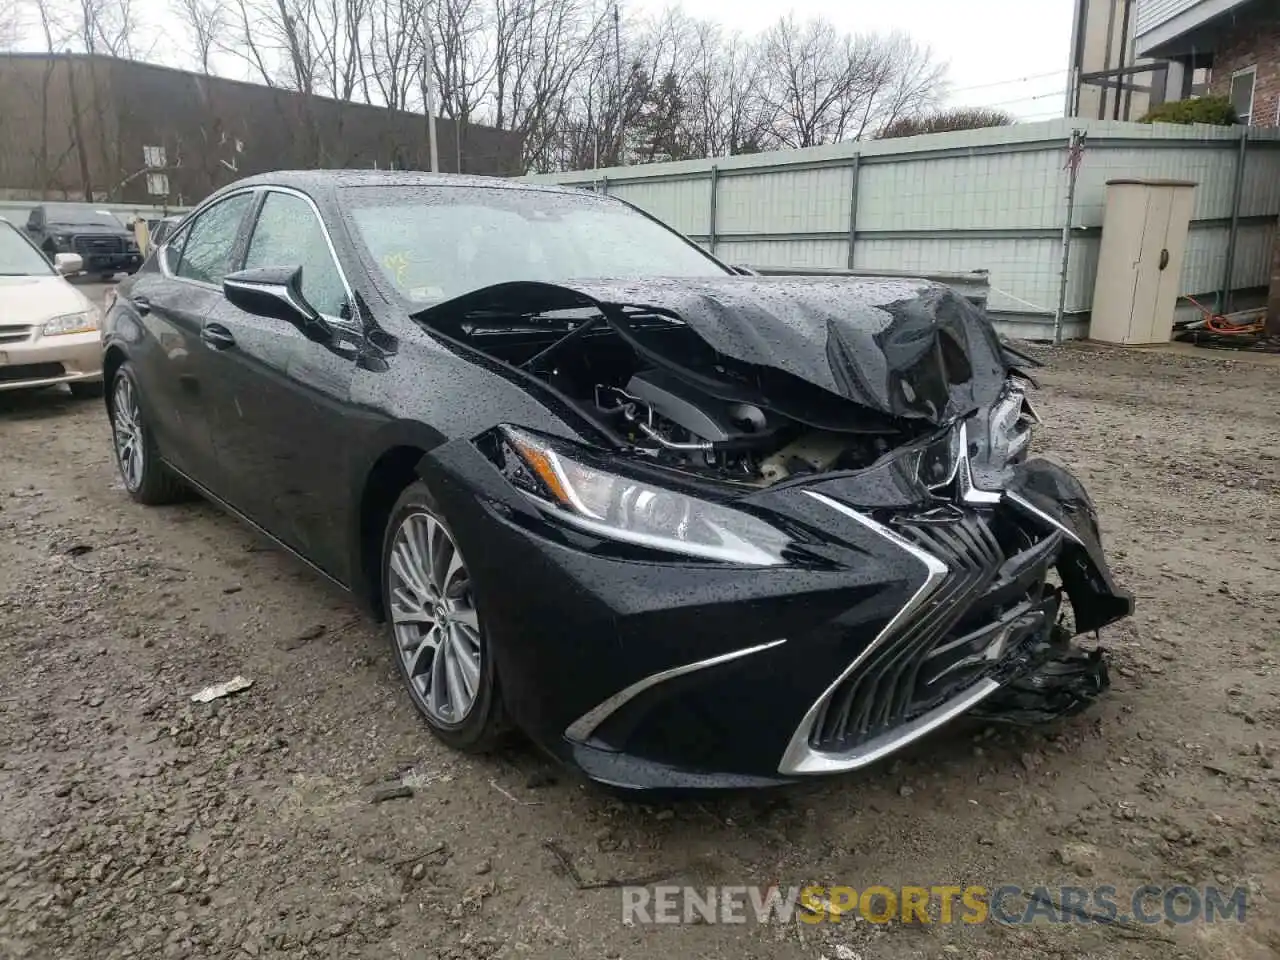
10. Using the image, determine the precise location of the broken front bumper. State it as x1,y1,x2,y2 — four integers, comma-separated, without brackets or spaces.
422,439,1132,791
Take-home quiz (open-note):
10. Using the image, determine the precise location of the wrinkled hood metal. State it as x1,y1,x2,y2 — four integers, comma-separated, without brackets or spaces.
412,275,1010,427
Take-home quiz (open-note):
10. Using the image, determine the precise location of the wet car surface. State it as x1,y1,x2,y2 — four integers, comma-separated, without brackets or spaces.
99,171,1132,790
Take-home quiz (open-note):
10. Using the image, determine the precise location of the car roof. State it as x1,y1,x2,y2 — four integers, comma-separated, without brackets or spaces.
220,170,585,204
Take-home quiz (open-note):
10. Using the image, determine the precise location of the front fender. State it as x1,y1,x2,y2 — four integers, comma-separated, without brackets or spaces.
1009,458,1133,634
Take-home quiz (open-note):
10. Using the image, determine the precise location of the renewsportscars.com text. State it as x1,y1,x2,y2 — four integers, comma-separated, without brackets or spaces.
621,884,1248,926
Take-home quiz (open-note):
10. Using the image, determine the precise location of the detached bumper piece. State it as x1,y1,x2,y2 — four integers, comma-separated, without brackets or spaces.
969,639,1110,725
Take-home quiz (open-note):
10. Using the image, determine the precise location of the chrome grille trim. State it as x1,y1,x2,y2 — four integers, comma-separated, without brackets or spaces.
813,510,1005,751
778,492,948,775
0,326,34,344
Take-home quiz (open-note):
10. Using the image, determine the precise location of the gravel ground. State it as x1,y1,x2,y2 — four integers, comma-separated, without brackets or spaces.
1,331,1278,960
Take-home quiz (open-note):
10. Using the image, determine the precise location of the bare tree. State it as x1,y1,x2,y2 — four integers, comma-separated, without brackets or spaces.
487,0,610,171
855,32,946,138
171,0,225,74
366,0,417,110
428,0,491,124
0,0,23,49
680,23,772,157
76,0,140,56
757,15,944,149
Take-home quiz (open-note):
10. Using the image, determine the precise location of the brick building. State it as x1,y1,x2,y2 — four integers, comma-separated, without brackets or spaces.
1134,0,1280,329
0,53,523,207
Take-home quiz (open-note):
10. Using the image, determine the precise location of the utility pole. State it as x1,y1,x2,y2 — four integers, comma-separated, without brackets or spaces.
421,3,440,172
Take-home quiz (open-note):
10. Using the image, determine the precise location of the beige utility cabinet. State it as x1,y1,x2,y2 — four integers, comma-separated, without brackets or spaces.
1089,178,1196,345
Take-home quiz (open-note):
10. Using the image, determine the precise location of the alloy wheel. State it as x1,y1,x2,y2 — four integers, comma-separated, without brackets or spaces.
387,510,483,725
112,375,144,492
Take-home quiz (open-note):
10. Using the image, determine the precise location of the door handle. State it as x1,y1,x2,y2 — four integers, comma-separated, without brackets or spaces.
130,295,151,315
200,323,236,350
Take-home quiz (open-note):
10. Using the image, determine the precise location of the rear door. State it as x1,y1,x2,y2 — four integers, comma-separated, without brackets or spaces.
202,188,360,579
122,191,256,492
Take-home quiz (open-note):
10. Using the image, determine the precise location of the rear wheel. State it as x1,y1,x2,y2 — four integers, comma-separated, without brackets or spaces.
381,481,507,752
109,363,185,505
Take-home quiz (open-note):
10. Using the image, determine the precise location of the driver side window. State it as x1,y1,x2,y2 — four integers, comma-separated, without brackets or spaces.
242,191,348,318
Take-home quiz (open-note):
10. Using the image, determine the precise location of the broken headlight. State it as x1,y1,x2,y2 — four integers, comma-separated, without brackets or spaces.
497,426,790,566
989,376,1040,465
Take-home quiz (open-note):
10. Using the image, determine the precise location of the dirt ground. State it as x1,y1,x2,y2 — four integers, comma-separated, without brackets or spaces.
1,323,1278,960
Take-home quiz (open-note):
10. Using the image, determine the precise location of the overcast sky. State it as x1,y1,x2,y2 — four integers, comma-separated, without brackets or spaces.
11,0,1076,122
635,0,1075,120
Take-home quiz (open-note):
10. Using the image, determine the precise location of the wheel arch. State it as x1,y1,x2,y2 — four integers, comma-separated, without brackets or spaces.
354,441,435,620
102,344,129,414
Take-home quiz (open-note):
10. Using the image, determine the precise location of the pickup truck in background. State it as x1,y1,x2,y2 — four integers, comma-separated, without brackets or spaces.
24,203,143,280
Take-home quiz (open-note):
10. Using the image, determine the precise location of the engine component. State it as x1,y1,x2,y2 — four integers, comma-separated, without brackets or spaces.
624,369,767,443
759,432,850,485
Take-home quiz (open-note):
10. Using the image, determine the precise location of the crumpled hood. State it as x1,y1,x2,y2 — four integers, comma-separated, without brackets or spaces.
415,274,1011,427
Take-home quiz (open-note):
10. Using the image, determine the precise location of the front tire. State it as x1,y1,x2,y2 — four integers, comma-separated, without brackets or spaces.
109,363,185,505
381,481,507,752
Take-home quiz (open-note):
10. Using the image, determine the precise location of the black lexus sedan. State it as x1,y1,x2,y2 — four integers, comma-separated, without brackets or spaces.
100,171,1132,790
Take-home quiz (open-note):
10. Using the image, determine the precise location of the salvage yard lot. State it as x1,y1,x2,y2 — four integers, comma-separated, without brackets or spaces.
1,340,1278,960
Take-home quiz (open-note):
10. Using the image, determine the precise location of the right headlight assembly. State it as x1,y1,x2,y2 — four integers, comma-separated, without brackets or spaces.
496,426,790,566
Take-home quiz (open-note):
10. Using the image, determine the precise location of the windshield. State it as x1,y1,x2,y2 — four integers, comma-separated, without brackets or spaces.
44,205,124,228
343,185,728,304
0,223,55,276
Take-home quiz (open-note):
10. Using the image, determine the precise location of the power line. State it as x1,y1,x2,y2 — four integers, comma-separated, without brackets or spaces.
946,69,1069,96
966,89,1070,109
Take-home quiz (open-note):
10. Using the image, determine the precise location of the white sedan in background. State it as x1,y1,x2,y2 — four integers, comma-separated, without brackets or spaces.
0,218,103,398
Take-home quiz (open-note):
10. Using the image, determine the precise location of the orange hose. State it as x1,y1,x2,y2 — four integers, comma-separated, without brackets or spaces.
1181,295,1265,335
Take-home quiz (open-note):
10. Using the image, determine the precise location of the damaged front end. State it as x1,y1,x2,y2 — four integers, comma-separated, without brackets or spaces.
413,274,1132,784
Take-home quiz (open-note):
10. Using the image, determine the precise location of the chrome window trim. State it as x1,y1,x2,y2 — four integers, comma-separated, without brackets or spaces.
247,187,358,328
564,638,787,743
156,187,258,287
157,184,358,330
777,491,949,775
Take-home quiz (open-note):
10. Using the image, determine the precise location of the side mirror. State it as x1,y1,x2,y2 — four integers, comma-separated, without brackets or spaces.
222,265,333,343
54,252,83,276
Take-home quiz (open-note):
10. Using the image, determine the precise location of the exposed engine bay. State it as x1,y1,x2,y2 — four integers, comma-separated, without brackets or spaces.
413,276,1042,487
592,369,905,485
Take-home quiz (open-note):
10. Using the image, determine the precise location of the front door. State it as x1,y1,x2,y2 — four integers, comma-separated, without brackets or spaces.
203,189,359,581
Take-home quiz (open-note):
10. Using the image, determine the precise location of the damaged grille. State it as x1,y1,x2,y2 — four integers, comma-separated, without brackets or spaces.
810,505,1062,754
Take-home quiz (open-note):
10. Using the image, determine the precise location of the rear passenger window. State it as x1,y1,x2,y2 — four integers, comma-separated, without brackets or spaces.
176,193,254,285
